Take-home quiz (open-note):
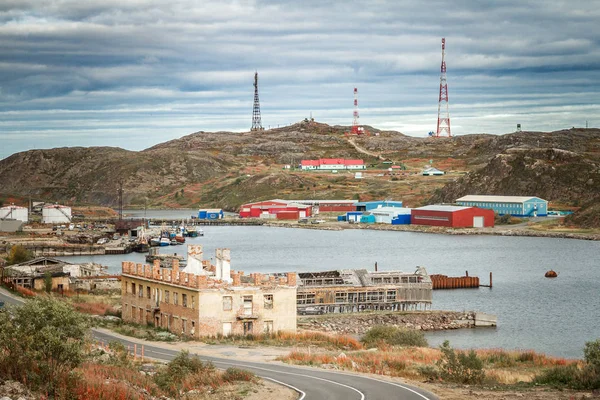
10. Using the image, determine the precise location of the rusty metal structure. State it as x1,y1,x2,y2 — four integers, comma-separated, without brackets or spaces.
296,267,432,314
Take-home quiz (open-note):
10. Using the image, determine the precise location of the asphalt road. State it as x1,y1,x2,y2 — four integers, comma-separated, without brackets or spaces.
0,288,439,400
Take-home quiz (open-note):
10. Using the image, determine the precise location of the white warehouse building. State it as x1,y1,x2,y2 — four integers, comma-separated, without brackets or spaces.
370,207,412,224
0,205,28,223
42,205,72,224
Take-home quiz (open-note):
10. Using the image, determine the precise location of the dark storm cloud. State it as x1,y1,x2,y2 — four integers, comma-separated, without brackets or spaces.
1,0,599,159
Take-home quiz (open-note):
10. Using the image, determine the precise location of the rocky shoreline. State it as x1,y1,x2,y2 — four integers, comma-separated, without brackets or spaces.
265,220,600,241
298,311,478,335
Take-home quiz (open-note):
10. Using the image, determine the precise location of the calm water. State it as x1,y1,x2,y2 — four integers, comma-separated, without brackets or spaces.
59,226,600,359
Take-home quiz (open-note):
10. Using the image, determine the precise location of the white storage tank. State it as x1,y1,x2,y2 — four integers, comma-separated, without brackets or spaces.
0,205,29,223
42,204,72,224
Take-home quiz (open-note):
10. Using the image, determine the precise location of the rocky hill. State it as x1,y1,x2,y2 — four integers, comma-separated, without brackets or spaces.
1,123,599,226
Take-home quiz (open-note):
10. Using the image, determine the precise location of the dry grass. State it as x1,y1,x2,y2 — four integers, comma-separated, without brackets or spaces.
73,363,164,399
73,302,119,316
280,347,579,385
203,330,363,351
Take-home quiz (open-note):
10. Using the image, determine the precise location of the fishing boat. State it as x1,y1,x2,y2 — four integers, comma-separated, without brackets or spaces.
132,241,150,253
133,227,150,253
184,228,197,237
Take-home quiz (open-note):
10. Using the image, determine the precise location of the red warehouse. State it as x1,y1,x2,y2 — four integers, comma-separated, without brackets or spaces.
239,200,312,218
411,205,494,228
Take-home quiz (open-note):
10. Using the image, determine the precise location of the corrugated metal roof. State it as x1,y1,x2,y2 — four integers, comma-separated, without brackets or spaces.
416,205,470,212
457,195,543,203
370,207,412,215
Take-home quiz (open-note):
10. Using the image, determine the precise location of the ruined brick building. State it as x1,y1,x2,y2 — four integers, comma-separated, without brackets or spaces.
121,245,297,338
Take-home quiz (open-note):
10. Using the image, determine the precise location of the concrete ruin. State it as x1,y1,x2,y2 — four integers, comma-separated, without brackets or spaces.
121,244,297,338
296,267,433,314
1,257,115,292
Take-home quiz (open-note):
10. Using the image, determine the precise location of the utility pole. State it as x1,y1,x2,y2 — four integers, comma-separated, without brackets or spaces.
118,181,123,221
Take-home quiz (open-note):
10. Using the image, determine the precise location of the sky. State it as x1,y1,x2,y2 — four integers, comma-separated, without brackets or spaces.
1,0,599,159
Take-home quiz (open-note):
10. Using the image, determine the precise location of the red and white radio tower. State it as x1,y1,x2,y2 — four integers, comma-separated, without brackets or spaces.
348,87,365,135
436,38,451,137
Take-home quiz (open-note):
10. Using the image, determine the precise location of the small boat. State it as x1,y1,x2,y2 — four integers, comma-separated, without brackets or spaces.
184,229,198,237
174,234,186,243
132,242,150,253
196,228,204,237
545,270,558,278
159,237,171,247
149,237,161,247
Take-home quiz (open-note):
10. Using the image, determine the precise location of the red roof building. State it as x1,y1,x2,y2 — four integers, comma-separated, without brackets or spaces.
300,159,365,170
239,200,312,219
411,205,494,228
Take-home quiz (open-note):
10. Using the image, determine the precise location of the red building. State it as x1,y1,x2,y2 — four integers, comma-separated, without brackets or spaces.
411,205,494,228
239,200,312,219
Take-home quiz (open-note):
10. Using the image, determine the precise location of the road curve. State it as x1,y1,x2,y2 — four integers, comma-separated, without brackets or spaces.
0,289,439,400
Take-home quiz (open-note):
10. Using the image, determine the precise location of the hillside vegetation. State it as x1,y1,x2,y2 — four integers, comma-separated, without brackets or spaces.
1,123,599,226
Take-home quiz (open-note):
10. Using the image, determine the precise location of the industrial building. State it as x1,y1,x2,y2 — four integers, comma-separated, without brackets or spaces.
0,220,23,232
239,200,312,219
198,208,224,220
289,199,356,212
346,211,363,223
300,159,365,171
0,205,28,222
296,267,432,313
422,167,445,176
42,204,72,224
411,205,495,228
121,245,297,337
355,200,403,212
456,195,548,217
370,207,412,224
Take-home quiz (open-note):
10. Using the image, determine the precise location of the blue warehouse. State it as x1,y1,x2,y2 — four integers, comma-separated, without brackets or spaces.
198,208,224,220
354,200,403,212
456,195,547,217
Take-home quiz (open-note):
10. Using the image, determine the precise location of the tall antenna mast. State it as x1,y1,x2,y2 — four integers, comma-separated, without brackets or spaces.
345,87,366,135
251,71,263,131
436,38,451,137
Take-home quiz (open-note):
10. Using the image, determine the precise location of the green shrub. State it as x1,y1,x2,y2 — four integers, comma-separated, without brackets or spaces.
436,341,485,384
223,367,255,382
0,297,89,395
5,245,33,265
361,325,428,348
533,364,579,387
417,365,440,381
533,340,600,390
584,339,600,369
154,350,214,394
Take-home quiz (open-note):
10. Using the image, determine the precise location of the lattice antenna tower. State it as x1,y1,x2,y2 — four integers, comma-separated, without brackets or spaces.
436,38,451,137
251,71,263,131
350,87,364,135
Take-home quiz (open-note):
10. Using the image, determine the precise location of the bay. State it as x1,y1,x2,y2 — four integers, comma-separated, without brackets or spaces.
58,225,600,359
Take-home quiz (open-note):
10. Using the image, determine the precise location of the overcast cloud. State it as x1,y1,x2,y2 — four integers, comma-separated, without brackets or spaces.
1,0,599,159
